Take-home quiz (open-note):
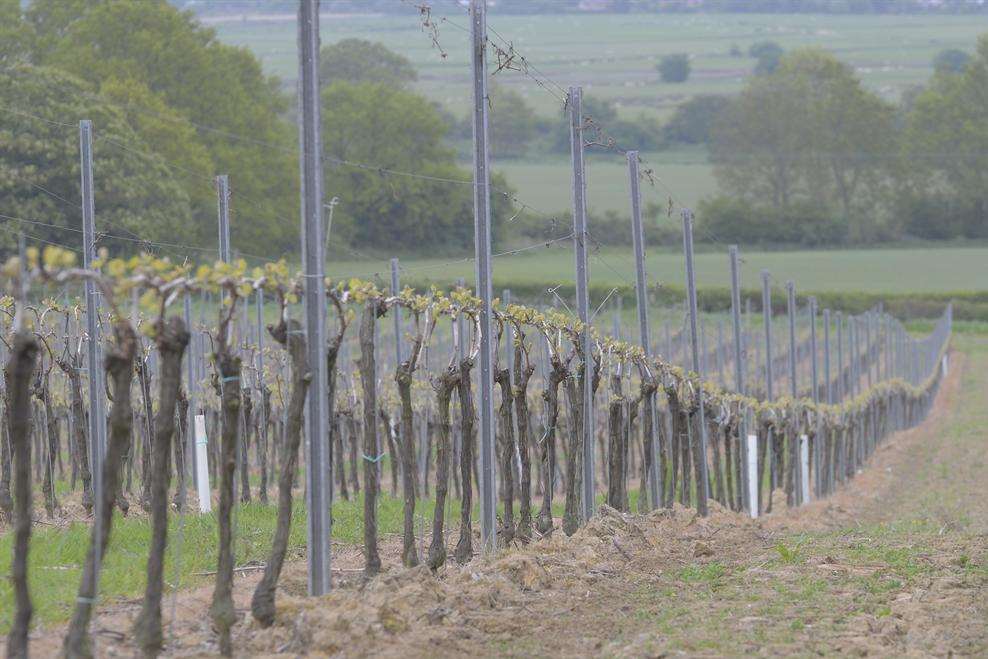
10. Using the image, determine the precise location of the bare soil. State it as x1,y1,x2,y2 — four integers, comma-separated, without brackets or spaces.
16,343,988,657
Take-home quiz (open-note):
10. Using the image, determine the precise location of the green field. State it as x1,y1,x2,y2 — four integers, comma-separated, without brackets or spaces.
326,246,988,296
211,11,983,118
499,147,714,218
211,11,984,215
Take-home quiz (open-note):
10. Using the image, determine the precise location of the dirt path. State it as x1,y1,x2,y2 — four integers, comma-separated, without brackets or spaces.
16,341,988,657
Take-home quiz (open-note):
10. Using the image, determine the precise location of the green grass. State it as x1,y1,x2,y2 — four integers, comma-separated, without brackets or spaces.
0,486,632,634
0,494,421,632
327,245,988,296
493,147,715,217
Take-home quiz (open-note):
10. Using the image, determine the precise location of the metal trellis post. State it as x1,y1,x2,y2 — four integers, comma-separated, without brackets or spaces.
628,151,661,509
298,0,331,595
470,0,498,550
569,86,596,522
682,209,709,516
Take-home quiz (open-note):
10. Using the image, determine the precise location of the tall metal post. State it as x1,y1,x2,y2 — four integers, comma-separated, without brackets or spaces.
568,85,595,521
808,296,820,497
865,312,873,390
885,314,892,382
682,209,709,516
729,246,747,510
809,297,818,403
255,289,265,474
729,248,745,396
785,281,802,503
79,119,106,552
823,309,832,405
786,282,797,398
628,151,661,509
184,294,197,491
215,175,231,263
850,318,859,397
391,258,404,364
716,320,725,387
836,311,844,402
469,0,498,549
761,271,774,402
298,0,331,595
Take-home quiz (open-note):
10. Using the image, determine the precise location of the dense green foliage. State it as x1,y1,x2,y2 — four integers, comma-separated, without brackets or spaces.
900,36,988,240
320,81,511,252
0,0,296,256
488,85,540,159
709,49,897,243
749,41,784,75
2,0,986,255
1,3,512,258
932,48,972,75
0,65,192,253
662,95,731,146
319,38,417,88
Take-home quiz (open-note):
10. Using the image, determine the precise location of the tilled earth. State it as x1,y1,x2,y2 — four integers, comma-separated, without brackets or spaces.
17,341,988,657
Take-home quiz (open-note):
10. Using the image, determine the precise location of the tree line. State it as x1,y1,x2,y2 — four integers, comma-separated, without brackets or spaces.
703,38,988,245
0,0,509,258
2,0,986,257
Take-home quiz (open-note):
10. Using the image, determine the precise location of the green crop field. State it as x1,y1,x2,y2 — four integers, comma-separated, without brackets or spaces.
211,11,983,118
210,11,983,215
497,147,714,218
325,245,988,295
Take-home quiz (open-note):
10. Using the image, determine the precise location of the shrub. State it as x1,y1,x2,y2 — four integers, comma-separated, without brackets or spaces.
658,54,691,83
748,41,784,75
697,196,846,247
933,48,971,75
662,95,731,146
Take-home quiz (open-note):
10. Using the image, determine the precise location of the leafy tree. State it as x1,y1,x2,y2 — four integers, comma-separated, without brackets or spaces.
711,49,895,242
319,38,417,88
489,84,538,159
658,54,691,83
0,0,33,65
903,35,988,238
749,41,784,75
26,0,297,256
0,65,192,255
543,95,662,154
321,81,508,251
932,48,971,75
662,94,731,145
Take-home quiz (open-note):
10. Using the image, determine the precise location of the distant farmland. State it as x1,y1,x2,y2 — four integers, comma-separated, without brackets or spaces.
213,11,983,214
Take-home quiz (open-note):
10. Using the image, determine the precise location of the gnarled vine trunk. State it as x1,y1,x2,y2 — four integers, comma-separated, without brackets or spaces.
251,319,310,627
606,372,626,512
58,360,92,516
494,366,515,544
359,302,382,577
64,320,137,659
512,341,534,542
562,363,586,536
210,330,242,656
428,361,458,570
454,354,476,564
134,316,189,657
537,354,566,535
5,331,38,659
396,366,420,567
